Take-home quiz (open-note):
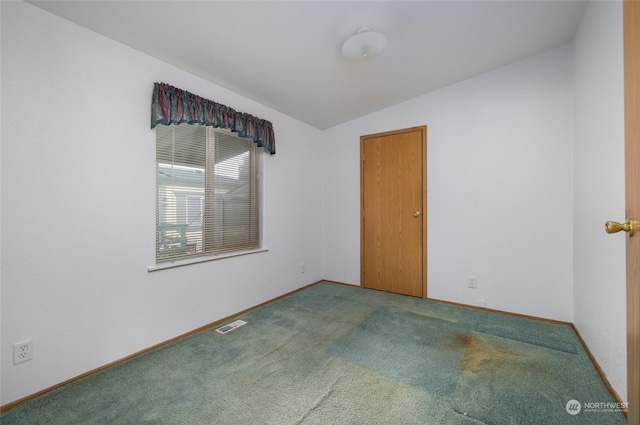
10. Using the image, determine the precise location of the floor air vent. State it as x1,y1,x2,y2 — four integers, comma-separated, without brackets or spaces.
215,319,247,334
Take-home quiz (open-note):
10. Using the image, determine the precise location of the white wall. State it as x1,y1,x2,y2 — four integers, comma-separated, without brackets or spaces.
573,1,626,402
323,45,575,322
0,1,324,405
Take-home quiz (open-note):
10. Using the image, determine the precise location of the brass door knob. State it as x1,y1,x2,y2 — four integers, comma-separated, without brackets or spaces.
413,211,421,218
605,219,637,236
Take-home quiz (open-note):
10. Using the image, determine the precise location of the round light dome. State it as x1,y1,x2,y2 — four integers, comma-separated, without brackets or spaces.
342,27,388,60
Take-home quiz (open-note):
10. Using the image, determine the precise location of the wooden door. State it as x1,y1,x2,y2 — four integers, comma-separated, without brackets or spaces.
624,2,640,423
360,126,427,297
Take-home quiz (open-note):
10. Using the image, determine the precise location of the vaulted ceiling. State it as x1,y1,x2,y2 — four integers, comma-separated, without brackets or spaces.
29,1,587,129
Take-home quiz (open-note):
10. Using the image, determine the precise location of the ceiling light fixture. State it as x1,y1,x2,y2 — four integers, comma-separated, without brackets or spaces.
341,27,388,60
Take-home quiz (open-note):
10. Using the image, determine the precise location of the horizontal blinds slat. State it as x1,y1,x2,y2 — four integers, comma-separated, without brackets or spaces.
156,125,261,262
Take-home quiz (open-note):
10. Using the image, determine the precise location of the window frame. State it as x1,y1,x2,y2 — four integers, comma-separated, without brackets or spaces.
149,125,266,271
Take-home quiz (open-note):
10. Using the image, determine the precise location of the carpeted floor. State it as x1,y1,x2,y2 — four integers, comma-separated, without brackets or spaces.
1,282,627,424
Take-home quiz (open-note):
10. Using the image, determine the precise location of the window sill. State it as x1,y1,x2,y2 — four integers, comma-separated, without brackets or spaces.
148,247,269,272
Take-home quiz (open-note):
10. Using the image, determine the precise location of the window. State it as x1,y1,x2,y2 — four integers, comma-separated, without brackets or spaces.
156,125,262,263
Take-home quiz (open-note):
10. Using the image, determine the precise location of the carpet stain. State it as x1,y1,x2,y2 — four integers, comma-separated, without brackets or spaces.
460,333,524,374
447,332,471,351
458,333,556,392
451,331,612,424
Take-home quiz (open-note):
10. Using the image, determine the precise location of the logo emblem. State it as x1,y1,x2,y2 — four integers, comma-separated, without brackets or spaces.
566,399,581,415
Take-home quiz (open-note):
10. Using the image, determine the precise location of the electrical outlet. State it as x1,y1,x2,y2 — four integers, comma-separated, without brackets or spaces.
13,339,33,365
478,299,487,308
467,276,477,289
301,263,305,273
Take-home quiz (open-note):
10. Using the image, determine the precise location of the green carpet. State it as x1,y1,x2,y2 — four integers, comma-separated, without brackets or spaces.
1,282,626,424
330,306,473,397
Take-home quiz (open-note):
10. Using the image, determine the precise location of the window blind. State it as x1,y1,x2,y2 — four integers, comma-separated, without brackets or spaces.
156,125,261,262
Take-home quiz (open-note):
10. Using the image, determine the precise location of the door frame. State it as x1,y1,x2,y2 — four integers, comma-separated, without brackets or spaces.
624,1,639,423
360,126,428,298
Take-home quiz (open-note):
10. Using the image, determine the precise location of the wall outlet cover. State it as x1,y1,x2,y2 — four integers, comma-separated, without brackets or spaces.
13,340,33,365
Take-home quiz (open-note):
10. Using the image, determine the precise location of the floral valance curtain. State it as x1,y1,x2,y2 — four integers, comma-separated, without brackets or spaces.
151,82,276,155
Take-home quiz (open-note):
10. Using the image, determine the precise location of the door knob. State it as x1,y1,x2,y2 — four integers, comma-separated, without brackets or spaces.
605,219,637,237
413,211,421,218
